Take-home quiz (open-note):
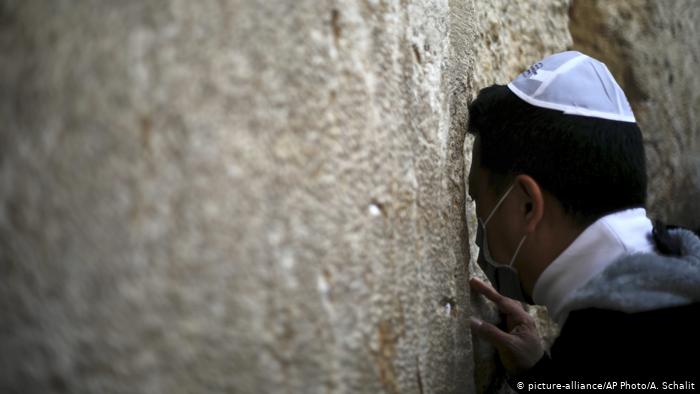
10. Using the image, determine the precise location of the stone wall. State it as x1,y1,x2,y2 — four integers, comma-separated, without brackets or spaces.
459,1,571,392
570,0,700,230
0,1,572,393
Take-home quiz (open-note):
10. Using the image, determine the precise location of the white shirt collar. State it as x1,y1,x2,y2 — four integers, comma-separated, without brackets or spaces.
532,208,655,326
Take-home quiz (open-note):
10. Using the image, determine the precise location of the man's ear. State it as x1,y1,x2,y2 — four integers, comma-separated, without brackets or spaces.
514,174,544,233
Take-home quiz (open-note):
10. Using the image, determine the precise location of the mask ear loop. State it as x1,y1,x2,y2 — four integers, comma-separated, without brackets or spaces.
508,235,528,268
482,182,517,226
480,181,527,269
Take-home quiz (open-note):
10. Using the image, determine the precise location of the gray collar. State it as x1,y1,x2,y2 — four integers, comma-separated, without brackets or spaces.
557,228,700,326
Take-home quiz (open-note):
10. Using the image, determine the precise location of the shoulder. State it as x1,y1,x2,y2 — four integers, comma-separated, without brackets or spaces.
550,303,700,379
565,302,700,330
561,233,700,316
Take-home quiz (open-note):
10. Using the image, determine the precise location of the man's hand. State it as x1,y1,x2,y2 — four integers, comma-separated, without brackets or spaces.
469,278,544,375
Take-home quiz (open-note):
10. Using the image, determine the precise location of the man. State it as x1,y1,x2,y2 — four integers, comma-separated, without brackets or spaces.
466,51,700,390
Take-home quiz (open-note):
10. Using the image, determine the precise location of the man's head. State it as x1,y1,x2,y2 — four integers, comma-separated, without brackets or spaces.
467,52,647,297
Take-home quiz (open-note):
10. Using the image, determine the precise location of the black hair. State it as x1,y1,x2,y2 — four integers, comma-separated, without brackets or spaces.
467,84,647,226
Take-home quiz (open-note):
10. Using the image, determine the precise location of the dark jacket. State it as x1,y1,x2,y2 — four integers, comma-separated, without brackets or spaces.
510,227,700,391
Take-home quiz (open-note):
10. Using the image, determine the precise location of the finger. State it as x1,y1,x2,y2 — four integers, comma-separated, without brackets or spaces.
470,316,513,351
469,278,523,315
469,277,502,301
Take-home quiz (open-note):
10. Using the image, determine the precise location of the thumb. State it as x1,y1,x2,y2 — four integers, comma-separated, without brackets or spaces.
470,317,513,350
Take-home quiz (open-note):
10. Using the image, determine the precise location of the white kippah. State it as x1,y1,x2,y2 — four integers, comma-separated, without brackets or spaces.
507,51,636,123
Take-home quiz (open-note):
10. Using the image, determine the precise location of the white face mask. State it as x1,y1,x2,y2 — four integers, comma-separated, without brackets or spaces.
476,182,532,303
479,182,528,268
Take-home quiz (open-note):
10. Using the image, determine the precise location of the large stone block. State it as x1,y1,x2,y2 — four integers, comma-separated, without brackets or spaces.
456,1,571,391
0,1,569,393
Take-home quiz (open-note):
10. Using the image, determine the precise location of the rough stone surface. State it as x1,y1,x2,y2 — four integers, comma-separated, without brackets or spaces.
1,1,568,393
460,1,571,392
570,0,700,230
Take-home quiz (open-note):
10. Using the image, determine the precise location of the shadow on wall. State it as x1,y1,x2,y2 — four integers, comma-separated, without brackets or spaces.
569,0,700,230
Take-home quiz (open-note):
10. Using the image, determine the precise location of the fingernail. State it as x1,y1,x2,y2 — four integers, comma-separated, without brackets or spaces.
469,317,482,327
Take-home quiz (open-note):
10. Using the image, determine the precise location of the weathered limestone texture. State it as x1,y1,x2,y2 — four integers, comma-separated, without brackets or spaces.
1,1,568,393
1,2,462,393
570,0,700,230
457,1,571,392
